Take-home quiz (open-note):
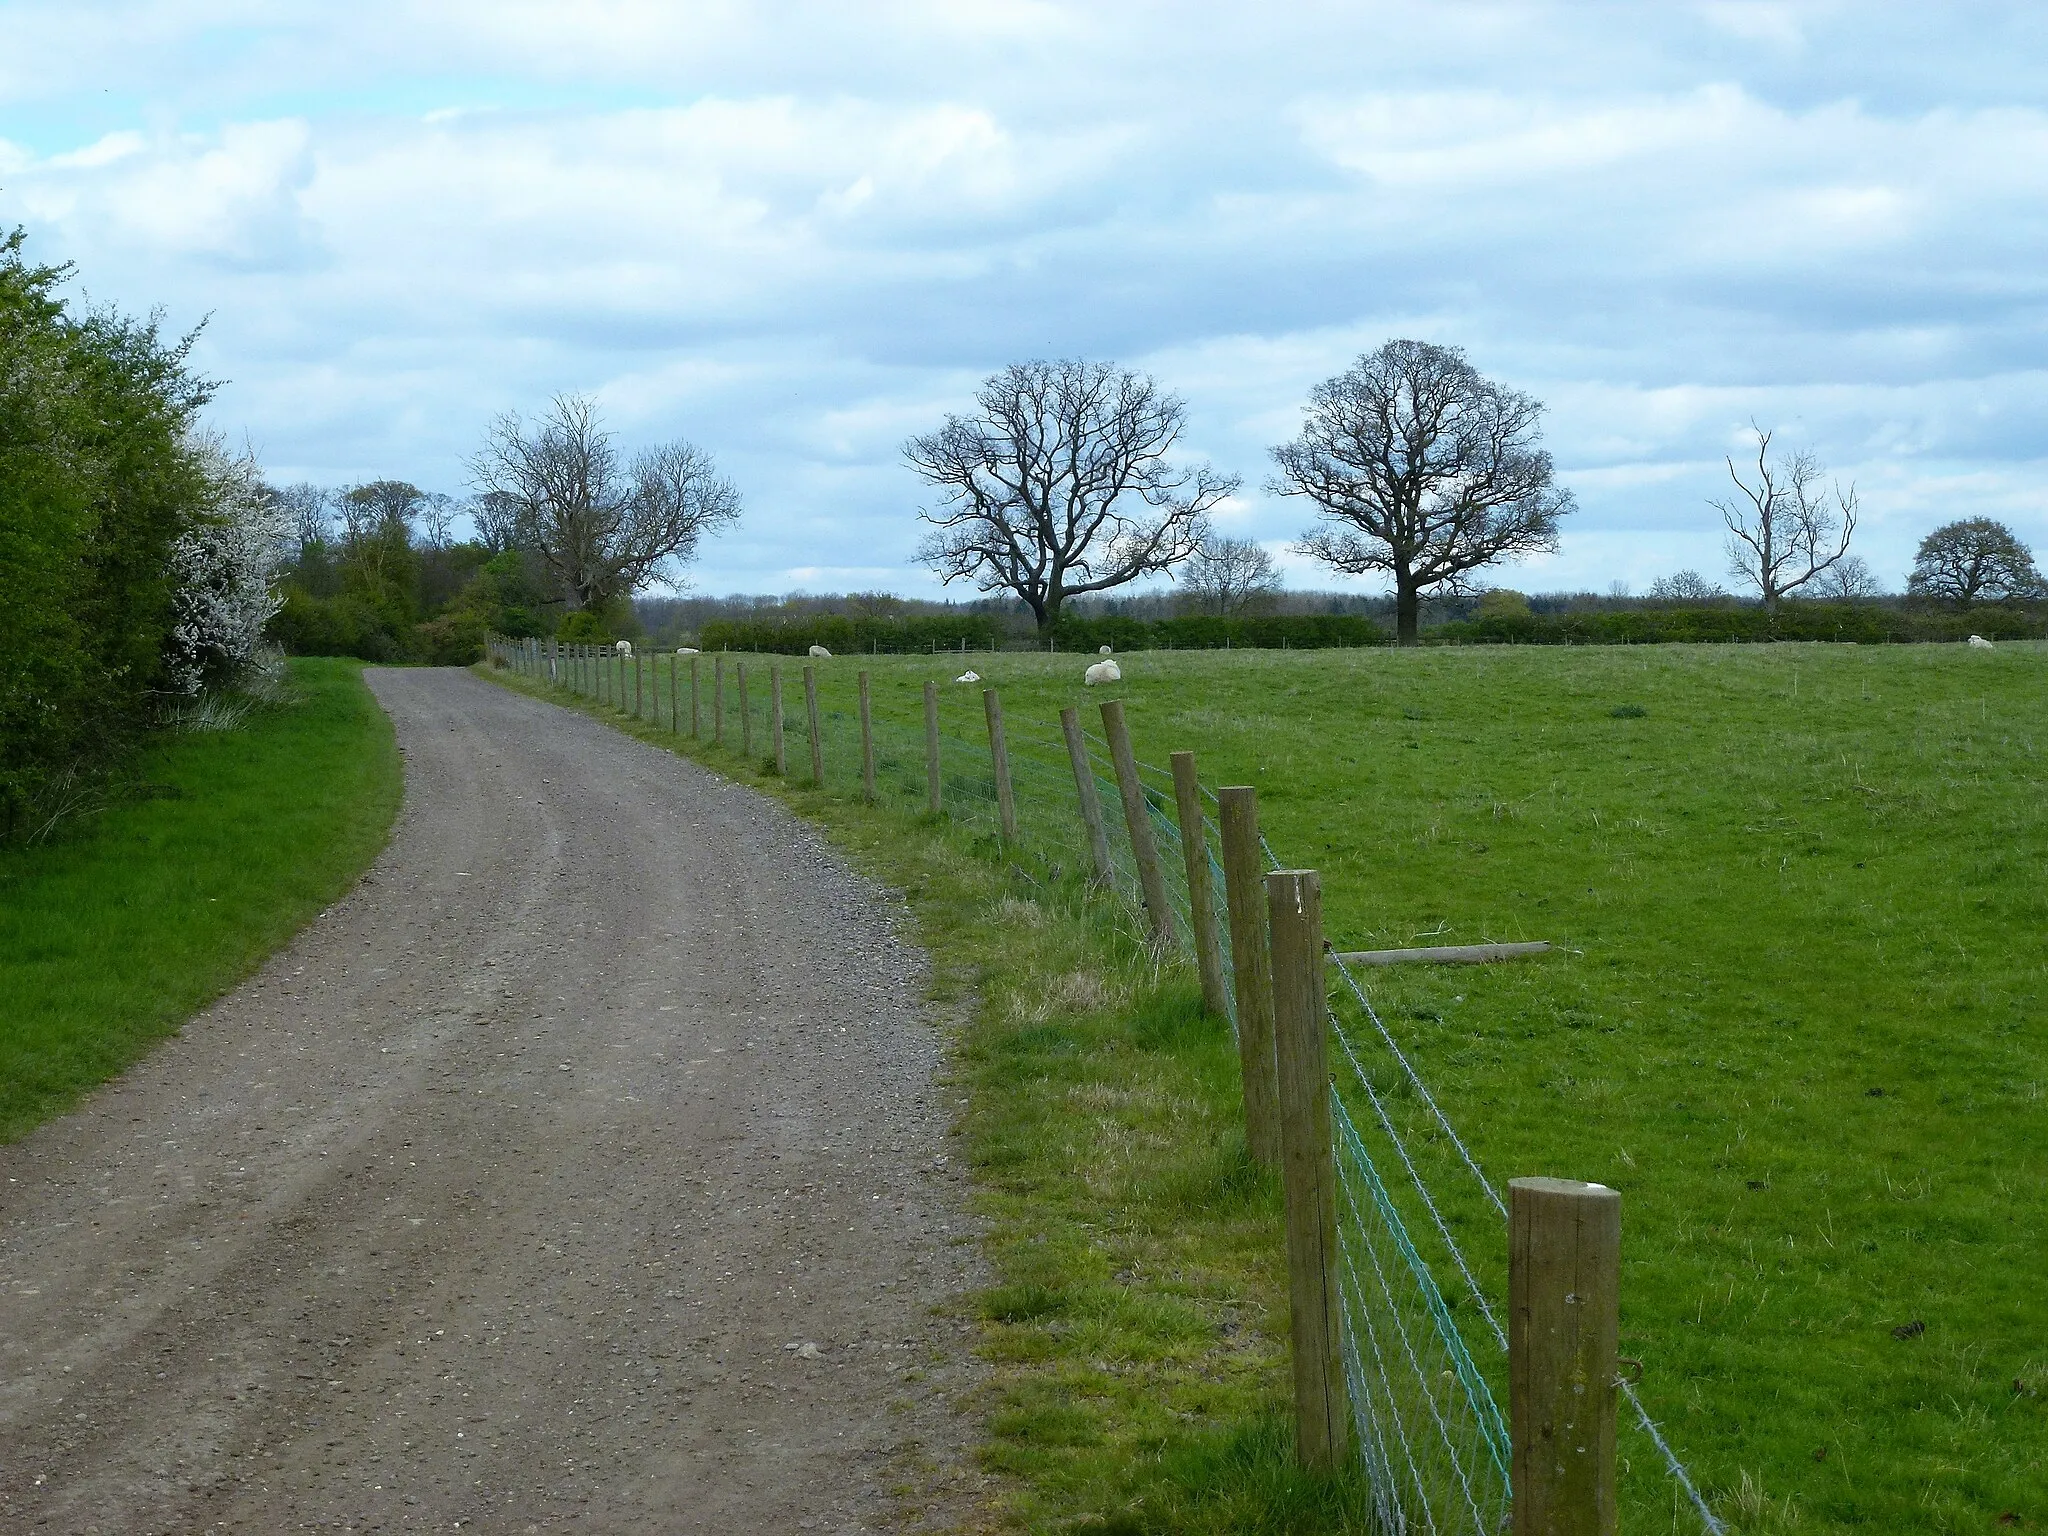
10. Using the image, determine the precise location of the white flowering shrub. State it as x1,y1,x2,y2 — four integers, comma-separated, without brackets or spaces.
163,438,290,695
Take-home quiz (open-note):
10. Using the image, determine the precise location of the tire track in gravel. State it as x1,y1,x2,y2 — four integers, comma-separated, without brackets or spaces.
0,666,989,1534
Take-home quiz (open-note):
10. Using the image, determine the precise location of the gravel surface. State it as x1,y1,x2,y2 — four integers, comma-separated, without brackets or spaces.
0,667,990,1533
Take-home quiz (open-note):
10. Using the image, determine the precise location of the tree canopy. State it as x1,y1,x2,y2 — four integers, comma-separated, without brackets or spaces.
1271,340,1571,644
906,359,1236,634
469,394,741,620
1907,518,2042,604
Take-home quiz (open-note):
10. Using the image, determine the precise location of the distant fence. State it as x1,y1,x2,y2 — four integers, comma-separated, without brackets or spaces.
486,633,1726,1534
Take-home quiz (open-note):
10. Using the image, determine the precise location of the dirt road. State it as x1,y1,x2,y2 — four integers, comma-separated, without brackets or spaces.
0,668,987,1533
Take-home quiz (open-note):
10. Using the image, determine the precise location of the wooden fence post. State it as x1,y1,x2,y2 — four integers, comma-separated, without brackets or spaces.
805,665,825,784
1266,867,1348,1471
1170,751,1230,1017
1217,787,1281,1168
635,652,644,718
1060,706,1114,886
690,656,700,738
1510,1178,1620,1536
924,680,942,815
858,671,876,803
1100,699,1175,945
984,688,1018,841
713,656,725,745
669,653,680,733
770,665,787,776
738,663,753,758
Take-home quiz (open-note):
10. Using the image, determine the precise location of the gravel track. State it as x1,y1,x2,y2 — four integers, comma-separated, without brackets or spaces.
0,667,988,1533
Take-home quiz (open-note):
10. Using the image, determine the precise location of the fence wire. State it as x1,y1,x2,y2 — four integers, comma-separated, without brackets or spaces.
495,639,1725,1534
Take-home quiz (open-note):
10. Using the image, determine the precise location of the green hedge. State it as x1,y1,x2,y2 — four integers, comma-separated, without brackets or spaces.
1433,603,2048,647
1049,613,1388,651
698,613,1005,654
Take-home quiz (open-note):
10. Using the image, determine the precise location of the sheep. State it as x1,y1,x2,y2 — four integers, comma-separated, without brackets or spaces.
1098,645,1113,656
808,644,832,659
1969,634,1995,650
955,670,980,683
676,646,700,655
1084,658,1121,686
614,639,633,658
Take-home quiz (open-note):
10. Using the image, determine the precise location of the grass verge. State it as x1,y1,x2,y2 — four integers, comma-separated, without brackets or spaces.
480,657,1377,1533
499,642,2048,1531
0,658,402,1143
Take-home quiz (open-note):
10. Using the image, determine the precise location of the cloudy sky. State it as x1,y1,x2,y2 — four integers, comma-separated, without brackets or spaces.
4,2,2045,599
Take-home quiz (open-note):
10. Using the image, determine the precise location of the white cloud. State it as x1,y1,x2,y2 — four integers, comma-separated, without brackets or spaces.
4,2,2047,596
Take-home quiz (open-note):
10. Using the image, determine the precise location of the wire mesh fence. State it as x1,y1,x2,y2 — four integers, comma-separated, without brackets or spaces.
490,636,1728,1534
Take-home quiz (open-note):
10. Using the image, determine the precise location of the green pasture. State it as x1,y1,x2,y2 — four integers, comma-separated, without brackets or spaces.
503,641,2048,1530
0,659,402,1142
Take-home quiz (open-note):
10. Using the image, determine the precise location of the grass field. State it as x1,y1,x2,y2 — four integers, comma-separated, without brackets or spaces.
501,641,2048,1531
0,658,402,1143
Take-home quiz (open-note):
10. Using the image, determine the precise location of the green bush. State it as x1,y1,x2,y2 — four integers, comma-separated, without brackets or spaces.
416,612,487,666
269,590,410,661
1434,601,2048,647
1049,613,1388,651
698,612,1004,654
0,229,215,840
556,609,616,645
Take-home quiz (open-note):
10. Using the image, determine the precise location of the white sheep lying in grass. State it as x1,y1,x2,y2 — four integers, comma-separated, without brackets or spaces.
614,639,633,658
1098,645,1113,656
676,646,699,655
808,644,832,658
1969,634,1995,650
956,669,980,683
1084,658,1121,686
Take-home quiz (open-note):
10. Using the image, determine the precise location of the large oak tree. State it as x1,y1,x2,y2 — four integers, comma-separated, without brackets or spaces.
1271,340,1571,644
1907,517,2042,604
906,359,1236,635
469,394,740,617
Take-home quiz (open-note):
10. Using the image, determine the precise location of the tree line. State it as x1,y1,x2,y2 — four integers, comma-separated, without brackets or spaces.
902,342,2045,645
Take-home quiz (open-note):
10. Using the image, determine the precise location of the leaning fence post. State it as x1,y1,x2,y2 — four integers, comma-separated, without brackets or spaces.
690,656,701,738
1267,867,1348,1471
1170,751,1230,1017
770,665,787,776
738,663,753,758
1510,1178,1621,1536
669,653,680,733
713,656,725,744
1100,699,1175,945
984,688,1018,841
858,671,876,803
1060,707,1114,886
1218,787,1281,1167
804,665,825,785
923,680,942,815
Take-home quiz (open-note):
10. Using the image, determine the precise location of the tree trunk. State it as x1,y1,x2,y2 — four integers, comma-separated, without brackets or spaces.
1036,592,1059,639
1395,577,1421,646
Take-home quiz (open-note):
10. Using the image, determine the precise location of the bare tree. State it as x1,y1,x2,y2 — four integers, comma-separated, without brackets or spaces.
470,491,526,555
267,482,331,557
1646,569,1725,603
1715,426,1857,611
1270,340,1572,645
470,394,741,614
1907,518,2043,604
417,492,458,550
1810,553,1884,601
1181,535,1282,616
906,359,1236,635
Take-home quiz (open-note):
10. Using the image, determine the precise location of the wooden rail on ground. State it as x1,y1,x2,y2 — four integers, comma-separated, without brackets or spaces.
1330,941,1551,967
